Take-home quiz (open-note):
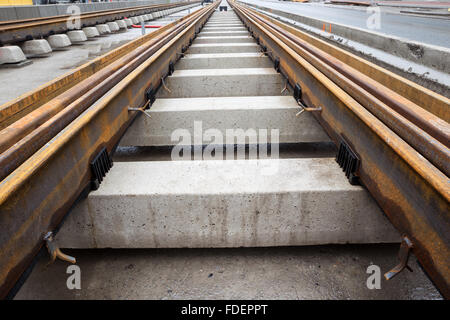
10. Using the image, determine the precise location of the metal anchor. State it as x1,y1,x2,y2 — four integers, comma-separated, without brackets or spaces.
128,99,152,119
260,49,272,57
281,77,289,94
161,76,172,93
296,100,322,117
384,235,413,280
44,232,76,265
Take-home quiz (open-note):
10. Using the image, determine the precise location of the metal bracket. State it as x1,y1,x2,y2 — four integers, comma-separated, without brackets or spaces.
90,146,113,190
274,57,280,72
168,61,175,76
293,83,302,102
145,86,156,106
44,232,76,265
384,236,414,280
336,138,360,185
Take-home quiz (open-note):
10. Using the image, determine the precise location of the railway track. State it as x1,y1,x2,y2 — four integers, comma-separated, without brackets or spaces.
0,1,201,45
0,0,448,299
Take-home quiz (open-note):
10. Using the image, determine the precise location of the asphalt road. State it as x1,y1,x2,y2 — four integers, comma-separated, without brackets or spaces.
239,0,450,48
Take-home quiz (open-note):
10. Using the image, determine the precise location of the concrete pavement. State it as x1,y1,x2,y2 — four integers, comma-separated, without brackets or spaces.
238,0,450,96
15,245,442,299
240,0,450,48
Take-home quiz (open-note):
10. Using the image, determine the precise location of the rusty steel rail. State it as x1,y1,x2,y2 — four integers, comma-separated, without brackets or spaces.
0,4,197,131
0,1,220,299
0,7,209,181
235,3,450,178
230,1,450,298
240,5,450,123
0,1,201,45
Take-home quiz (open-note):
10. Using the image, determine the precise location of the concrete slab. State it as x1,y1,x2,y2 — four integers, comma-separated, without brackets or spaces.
204,21,243,25
188,43,260,54
200,31,249,37
131,17,140,25
124,18,133,27
96,24,111,35
156,68,286,98
202,27,247,32
82,27,100,39
115,20,128,30
209,19,240,21
206,23,243,28
0,46,26,65
67,30,88,44
177,52,273,69
208,18,241,21
120,96,330,146
55,158,400,248
47,34,71,50
21,40,52,58
194,36,254,44
209,17,240,20
107,22,120,33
